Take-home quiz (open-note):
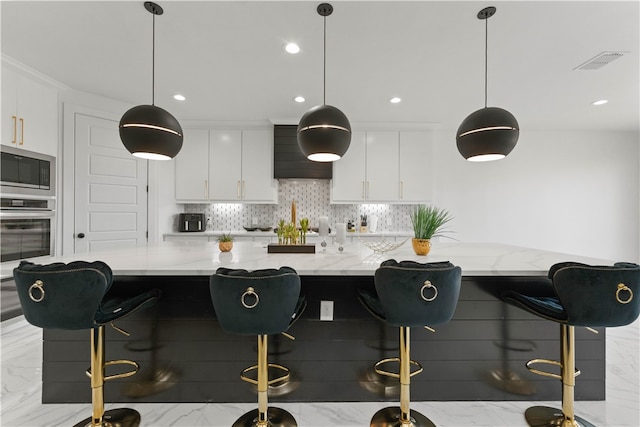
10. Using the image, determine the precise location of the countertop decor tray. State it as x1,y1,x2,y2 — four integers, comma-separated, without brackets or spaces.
267,244,316,254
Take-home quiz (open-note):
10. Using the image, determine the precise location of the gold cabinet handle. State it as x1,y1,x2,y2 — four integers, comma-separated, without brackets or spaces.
242,180,246,199
366,181,370,199
12,116,17,144
19,117,24,145
400,181,404,199
362,181,365,199
204,180,208,199
237,180,241,198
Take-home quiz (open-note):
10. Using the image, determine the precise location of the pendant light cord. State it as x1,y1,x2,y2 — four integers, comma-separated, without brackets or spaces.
152,11,156,106
323,14,327,105
484,16,488,108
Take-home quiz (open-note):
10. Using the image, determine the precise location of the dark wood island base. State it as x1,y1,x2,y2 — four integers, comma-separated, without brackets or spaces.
42,275,604,404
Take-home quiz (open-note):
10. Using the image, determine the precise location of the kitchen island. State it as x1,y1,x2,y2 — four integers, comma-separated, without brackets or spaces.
4,241,615,404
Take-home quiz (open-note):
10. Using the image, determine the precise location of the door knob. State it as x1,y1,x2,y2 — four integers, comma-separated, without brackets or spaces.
77,233,85,239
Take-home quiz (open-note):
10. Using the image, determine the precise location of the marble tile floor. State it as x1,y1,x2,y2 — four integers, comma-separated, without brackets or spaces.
1,316,638,427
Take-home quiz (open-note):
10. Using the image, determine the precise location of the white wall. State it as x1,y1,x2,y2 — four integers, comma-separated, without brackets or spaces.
59,86,640,262
433,129,640,262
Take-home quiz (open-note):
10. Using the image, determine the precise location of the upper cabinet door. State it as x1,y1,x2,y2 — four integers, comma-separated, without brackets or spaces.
399,131,434,202
241,129,277,203
209,129,243,201
331,130,366,203
174,128,277,204
1,68,19,149
365,131,399,202
330,129,434,204
174,129,210,201
1,66,58,156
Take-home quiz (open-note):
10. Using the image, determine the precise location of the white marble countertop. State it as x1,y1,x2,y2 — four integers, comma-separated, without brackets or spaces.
1,241,615,279
163,230,413,237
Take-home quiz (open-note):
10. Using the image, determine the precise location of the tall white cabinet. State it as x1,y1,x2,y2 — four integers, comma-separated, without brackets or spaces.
398,131,434,202
1,64,58,156
366,131,401,201
331,129,433,203
175,128,277,203
331,131,367,201
174,129,210,201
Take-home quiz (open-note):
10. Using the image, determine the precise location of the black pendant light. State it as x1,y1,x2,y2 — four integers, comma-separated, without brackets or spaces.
457,6,519,162
119,1,183,161
297,3,351,162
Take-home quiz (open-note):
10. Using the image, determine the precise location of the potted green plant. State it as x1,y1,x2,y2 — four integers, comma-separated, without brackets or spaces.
410,205,453,256
217,233,234,252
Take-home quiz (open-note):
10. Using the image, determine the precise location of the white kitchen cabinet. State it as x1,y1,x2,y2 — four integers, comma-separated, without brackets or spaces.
331,131,366,202
240,130,277,202
163,234,210,242
2,66,58,156
209,129,277,203
331,130,399,203
232,236,256,242
175,129,210,201
175,128,277,203
209,129,243,200
366,131,400,201
398,131,434,202
163,233,275,244
331,130,432,204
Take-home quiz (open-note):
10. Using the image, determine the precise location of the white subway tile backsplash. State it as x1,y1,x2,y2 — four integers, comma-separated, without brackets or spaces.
184,180,417,231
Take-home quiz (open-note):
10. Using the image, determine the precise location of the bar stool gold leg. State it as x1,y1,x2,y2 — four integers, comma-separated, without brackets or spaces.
232,335,297,427
370,327,435,427
73,326,141,427
524,326,595,427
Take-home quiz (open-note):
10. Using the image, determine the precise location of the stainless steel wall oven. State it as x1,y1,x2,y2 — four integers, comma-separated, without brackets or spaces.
1,197,55,262
1,146,56,262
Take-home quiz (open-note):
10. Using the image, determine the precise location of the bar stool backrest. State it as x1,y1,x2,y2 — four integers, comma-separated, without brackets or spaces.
551,261,640,327
374,260,462,327
210,266,301,336
12,260,112,330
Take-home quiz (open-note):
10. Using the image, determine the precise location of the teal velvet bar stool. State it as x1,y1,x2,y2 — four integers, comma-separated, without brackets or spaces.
358,260,462,427
12,260,161,427
503,261,640,427
210,266,306,427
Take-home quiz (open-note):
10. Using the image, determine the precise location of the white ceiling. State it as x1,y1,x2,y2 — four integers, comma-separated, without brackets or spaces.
2,1,639,132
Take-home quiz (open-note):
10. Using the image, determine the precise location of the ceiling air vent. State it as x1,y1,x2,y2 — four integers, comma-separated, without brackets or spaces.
574,51,626,70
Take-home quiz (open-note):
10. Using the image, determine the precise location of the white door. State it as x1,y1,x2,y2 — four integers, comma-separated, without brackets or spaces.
74,113,147,253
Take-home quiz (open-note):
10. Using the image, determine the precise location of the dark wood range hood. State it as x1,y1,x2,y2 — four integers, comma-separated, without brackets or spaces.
273,125,332,179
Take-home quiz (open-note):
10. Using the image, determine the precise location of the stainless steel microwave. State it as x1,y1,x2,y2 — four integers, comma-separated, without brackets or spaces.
1,145,55,197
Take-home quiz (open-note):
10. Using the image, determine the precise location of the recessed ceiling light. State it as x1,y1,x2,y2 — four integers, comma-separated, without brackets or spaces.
285,42,300,54
294,96,306,103
173,94,186,101
592,99,608,106
390,97,402,104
